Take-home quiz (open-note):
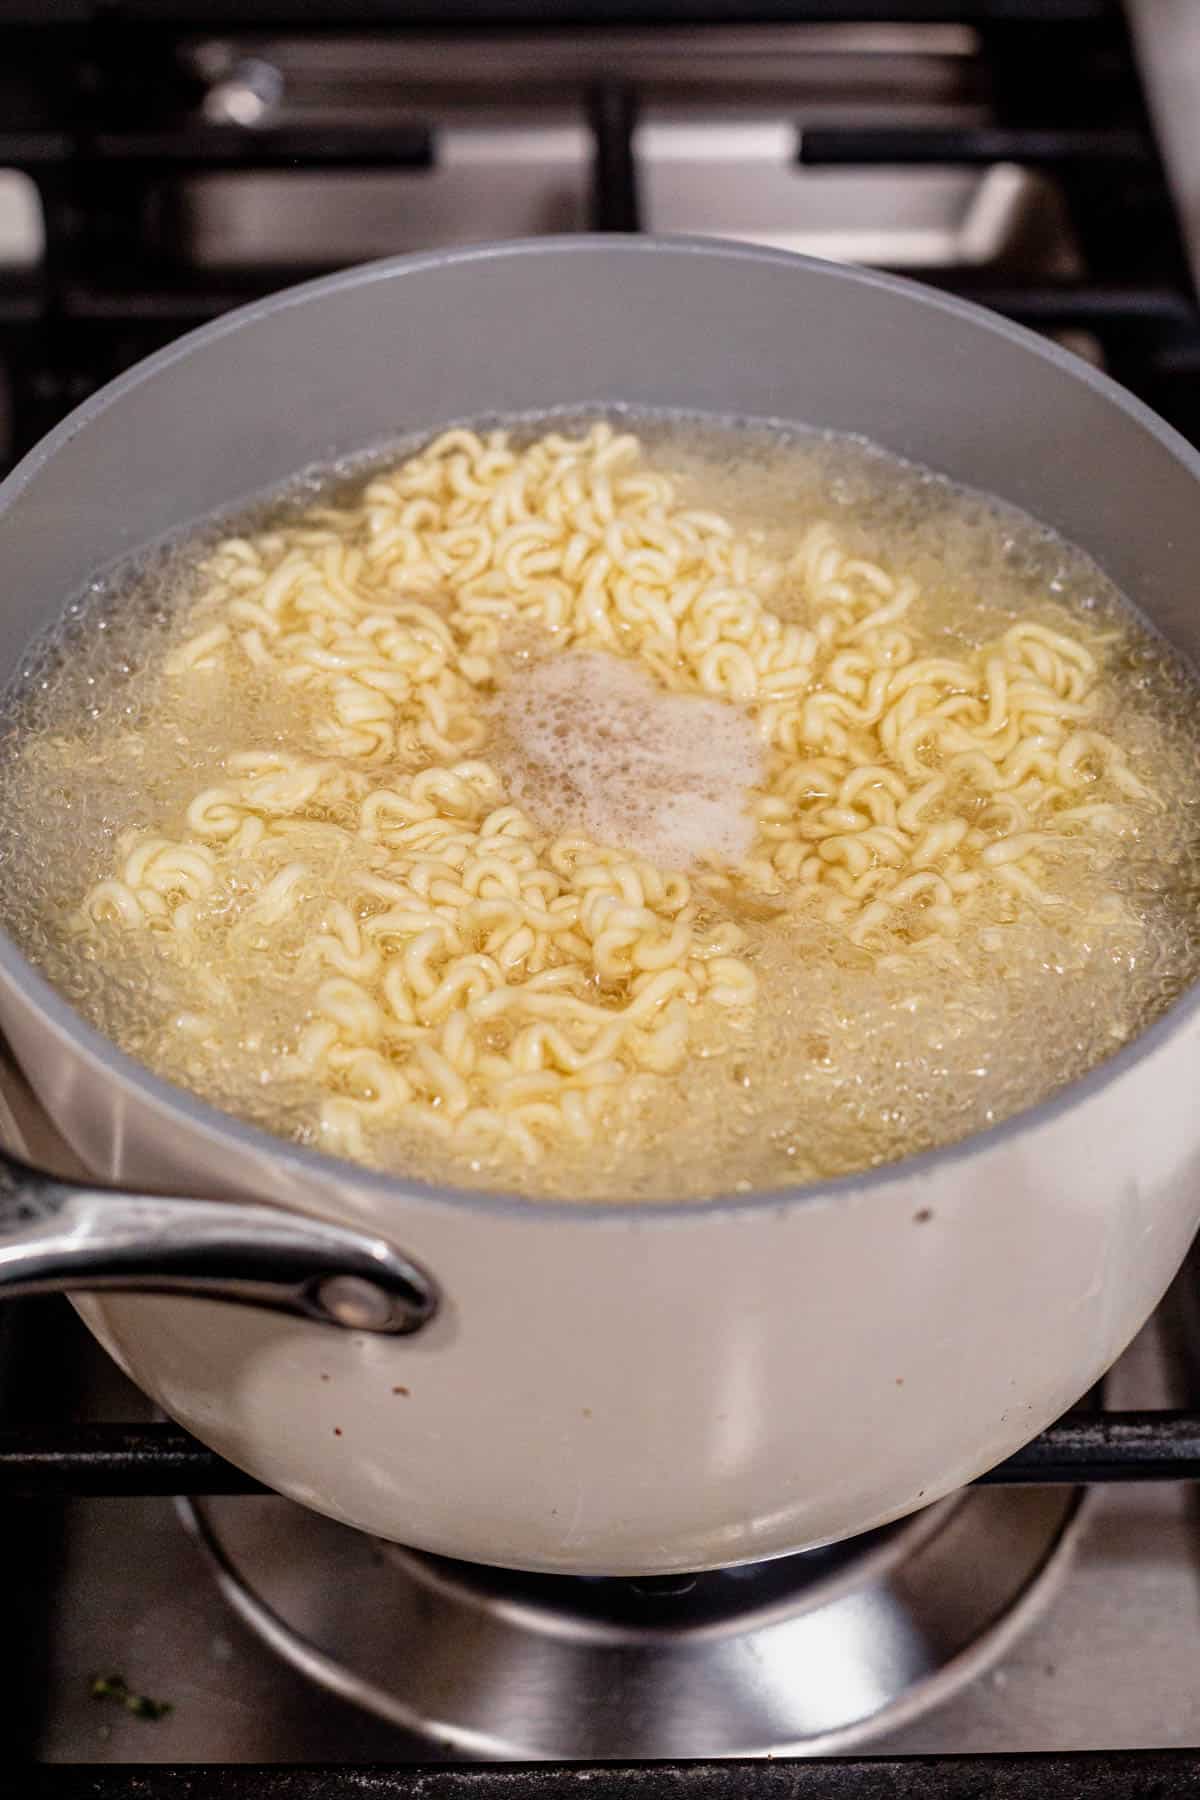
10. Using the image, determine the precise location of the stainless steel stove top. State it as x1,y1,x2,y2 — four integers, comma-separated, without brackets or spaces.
0,24,1077,281
16,1281,1200,1764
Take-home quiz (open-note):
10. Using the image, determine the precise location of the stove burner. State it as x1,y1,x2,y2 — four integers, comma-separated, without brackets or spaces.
181,1485,1084,1758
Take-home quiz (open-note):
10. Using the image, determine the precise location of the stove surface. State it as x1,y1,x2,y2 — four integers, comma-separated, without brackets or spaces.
5,1283,1197,1765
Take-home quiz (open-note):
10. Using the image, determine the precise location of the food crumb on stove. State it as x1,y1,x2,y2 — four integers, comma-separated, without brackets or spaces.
895,1378,905,1387
89,1673,173,1721
333,1426,343,1437
913,1208,934,1224
392,1385,410,1396
320,1372,330,1382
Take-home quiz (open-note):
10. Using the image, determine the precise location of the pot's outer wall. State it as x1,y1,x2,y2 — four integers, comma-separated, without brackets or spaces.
0,238,1197,1573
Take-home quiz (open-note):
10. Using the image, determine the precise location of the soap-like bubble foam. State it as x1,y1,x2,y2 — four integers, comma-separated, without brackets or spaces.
490,651,762,870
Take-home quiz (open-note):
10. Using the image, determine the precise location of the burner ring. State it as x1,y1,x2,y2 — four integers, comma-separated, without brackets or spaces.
180,1483,1085,1758
381,1507,948,1648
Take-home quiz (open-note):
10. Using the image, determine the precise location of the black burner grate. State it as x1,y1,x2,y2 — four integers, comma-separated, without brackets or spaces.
4,1408,1200,1497
1,0,1200,461
10,1752,1200,1797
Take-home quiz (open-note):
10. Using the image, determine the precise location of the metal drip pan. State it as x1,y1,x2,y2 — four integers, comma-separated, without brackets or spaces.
181,1482,1084,1759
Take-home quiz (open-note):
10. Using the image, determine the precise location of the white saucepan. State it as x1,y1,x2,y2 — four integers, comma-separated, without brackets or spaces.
0,237,1197,1575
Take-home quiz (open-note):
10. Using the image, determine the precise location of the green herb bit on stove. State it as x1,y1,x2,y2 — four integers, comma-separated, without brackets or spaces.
89,1673,173,1721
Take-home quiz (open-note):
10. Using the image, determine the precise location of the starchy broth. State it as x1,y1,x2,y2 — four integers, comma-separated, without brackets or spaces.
1,412,1198,1203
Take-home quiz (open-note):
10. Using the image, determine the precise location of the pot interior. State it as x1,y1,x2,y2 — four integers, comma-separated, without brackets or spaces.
0,236,1199,1184
2,240,1200,679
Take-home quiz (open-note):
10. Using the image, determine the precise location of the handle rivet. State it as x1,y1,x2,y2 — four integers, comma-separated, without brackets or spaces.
315,1274,397,1332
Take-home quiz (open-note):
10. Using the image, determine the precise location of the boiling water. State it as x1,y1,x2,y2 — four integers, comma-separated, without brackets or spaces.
1,414,1198,1203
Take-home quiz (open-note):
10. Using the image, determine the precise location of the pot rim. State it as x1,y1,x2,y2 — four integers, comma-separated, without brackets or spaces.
2,231,1197,1225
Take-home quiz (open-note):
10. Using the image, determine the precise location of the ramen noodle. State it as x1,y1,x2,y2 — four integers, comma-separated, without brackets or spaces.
3,416,1199,1201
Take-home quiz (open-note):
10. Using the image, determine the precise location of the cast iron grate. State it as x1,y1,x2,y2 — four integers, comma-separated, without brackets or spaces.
1,0,1199,460
3,1409,1200,1496
8,1753,1200,1799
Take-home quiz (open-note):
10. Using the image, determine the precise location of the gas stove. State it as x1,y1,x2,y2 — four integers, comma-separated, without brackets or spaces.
9,1189,1200,1776
4,2,1200,1793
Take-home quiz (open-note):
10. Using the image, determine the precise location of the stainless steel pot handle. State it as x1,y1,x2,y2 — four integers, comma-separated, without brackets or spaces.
0,1147,437,1334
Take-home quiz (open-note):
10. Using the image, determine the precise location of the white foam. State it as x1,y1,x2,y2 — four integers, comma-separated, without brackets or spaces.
491,651,763,869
